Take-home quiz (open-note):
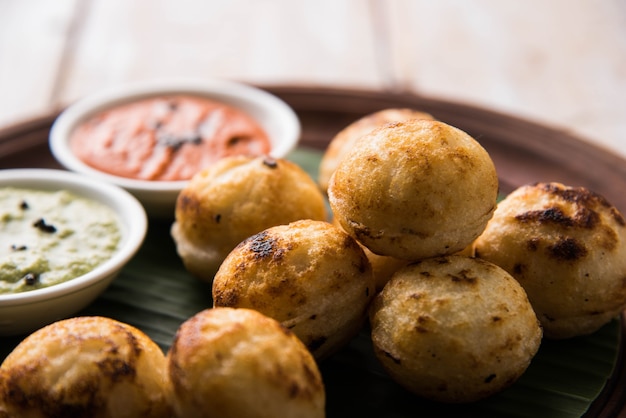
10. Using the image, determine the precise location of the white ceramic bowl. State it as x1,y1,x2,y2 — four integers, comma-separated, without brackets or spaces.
0,169,147,336
49,78,301,218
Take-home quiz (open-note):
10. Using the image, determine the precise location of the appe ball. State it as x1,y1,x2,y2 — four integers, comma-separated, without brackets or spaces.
167,307,325,418
362,245,412,292
212,219,375,360
0,316,171,418
331,216,410,292
328,119,498,260
171,155,327,282
318,108,434,192
364,243,474,292
369,255,542,403
474,182,626,339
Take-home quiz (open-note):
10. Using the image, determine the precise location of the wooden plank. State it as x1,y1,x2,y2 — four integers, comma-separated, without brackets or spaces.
386,0,626,158
58,0,386,107
0,0,78,129
1,0,623,162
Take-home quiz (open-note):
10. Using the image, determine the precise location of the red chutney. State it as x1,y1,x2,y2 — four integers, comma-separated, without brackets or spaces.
70,95,272,181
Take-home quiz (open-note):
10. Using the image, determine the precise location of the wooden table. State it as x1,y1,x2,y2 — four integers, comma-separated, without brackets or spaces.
0,0,625,158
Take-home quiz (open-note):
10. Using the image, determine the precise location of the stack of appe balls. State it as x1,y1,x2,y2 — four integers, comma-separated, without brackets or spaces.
324,112,626,403
326,117,544,403
172,154,376,362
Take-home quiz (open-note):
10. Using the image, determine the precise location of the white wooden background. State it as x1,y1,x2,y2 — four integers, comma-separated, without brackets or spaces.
1,0,625,158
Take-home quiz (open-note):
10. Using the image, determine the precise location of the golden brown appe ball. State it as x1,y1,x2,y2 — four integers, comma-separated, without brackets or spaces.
369,255,542,403
328,119,498,260
212,219,375,360
474,182,626,339
171,155,327,282
167,307,325,418
362,245,411,292
330,215,410,292
318,108,434,192
364,243,474,292
0,316,170,418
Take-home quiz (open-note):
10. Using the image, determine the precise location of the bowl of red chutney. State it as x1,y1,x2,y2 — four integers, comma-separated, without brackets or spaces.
49,78,301,218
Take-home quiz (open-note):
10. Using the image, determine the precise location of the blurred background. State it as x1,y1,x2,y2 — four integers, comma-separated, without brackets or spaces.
0,0,625,157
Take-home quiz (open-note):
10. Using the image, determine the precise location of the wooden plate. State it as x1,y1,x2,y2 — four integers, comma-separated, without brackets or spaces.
1,87,625,417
